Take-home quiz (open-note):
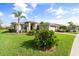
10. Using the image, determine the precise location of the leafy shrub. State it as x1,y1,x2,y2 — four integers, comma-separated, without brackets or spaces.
26,30,36,36
8,29,16,32
34,29,58,51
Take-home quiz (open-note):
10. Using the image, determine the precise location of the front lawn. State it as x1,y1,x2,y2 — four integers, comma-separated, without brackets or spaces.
56,32,79,34
0,30,75,56
66,32,79,34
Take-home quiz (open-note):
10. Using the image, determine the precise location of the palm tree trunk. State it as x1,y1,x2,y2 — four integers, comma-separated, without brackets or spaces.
17,18,20,34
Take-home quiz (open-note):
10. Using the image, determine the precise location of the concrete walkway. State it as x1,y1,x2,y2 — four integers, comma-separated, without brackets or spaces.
56,32,76,36
70,34,79,56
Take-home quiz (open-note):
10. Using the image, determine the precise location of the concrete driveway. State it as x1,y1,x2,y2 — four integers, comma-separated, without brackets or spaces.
70,34,79,56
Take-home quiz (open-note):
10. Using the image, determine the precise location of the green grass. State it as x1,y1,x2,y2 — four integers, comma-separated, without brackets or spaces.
57,32,79,34
66,32,79,34
0,29,75,56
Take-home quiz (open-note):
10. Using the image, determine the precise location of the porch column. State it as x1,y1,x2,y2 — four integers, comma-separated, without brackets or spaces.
34,24,38,30
27,22,31,32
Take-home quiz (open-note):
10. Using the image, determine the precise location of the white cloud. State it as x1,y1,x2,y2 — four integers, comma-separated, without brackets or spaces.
71,8,79,14
0,12,4,16
46,7,69,20
13,3,32,12
55,7,64,15
22,13,26,16
10,14,14,18
41,14,79,25
56,15,62,19
9,14,18,22
66,16,79,25
53,7,68,15
47,7,68,16
31,3,38,8
46,7,55,13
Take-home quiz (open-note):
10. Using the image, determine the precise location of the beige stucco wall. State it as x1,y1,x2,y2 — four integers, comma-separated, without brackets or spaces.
49,26,56,31
34,24,38,30
16,25,21,31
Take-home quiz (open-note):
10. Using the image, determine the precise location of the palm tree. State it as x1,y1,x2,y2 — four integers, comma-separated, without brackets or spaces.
13,11,26,34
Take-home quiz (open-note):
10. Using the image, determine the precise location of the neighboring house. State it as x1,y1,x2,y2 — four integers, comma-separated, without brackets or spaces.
49,23,60,31
10,21,61,32
69,26,79,32
76,26,79,32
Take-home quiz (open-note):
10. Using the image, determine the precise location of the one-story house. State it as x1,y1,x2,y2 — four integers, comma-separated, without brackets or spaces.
10,21,40,32
10,21,61,32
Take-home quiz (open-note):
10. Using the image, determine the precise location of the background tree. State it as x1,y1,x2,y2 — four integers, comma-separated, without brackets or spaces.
58,25,67,32
13,11,26,34
68,22,76,32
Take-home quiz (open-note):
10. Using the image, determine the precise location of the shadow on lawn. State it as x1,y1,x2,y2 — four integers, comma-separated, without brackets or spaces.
1,31,15,33
1,31,10,33
20,40,38,51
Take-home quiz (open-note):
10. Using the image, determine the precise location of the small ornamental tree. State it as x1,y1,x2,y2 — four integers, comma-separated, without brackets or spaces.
40,22,49,30
34,29,58,51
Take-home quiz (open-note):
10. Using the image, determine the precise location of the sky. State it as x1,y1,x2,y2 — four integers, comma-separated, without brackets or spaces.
0,3,79,27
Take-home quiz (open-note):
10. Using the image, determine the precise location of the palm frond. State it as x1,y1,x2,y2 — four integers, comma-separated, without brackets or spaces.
13,11,22,17
21,16,26,19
